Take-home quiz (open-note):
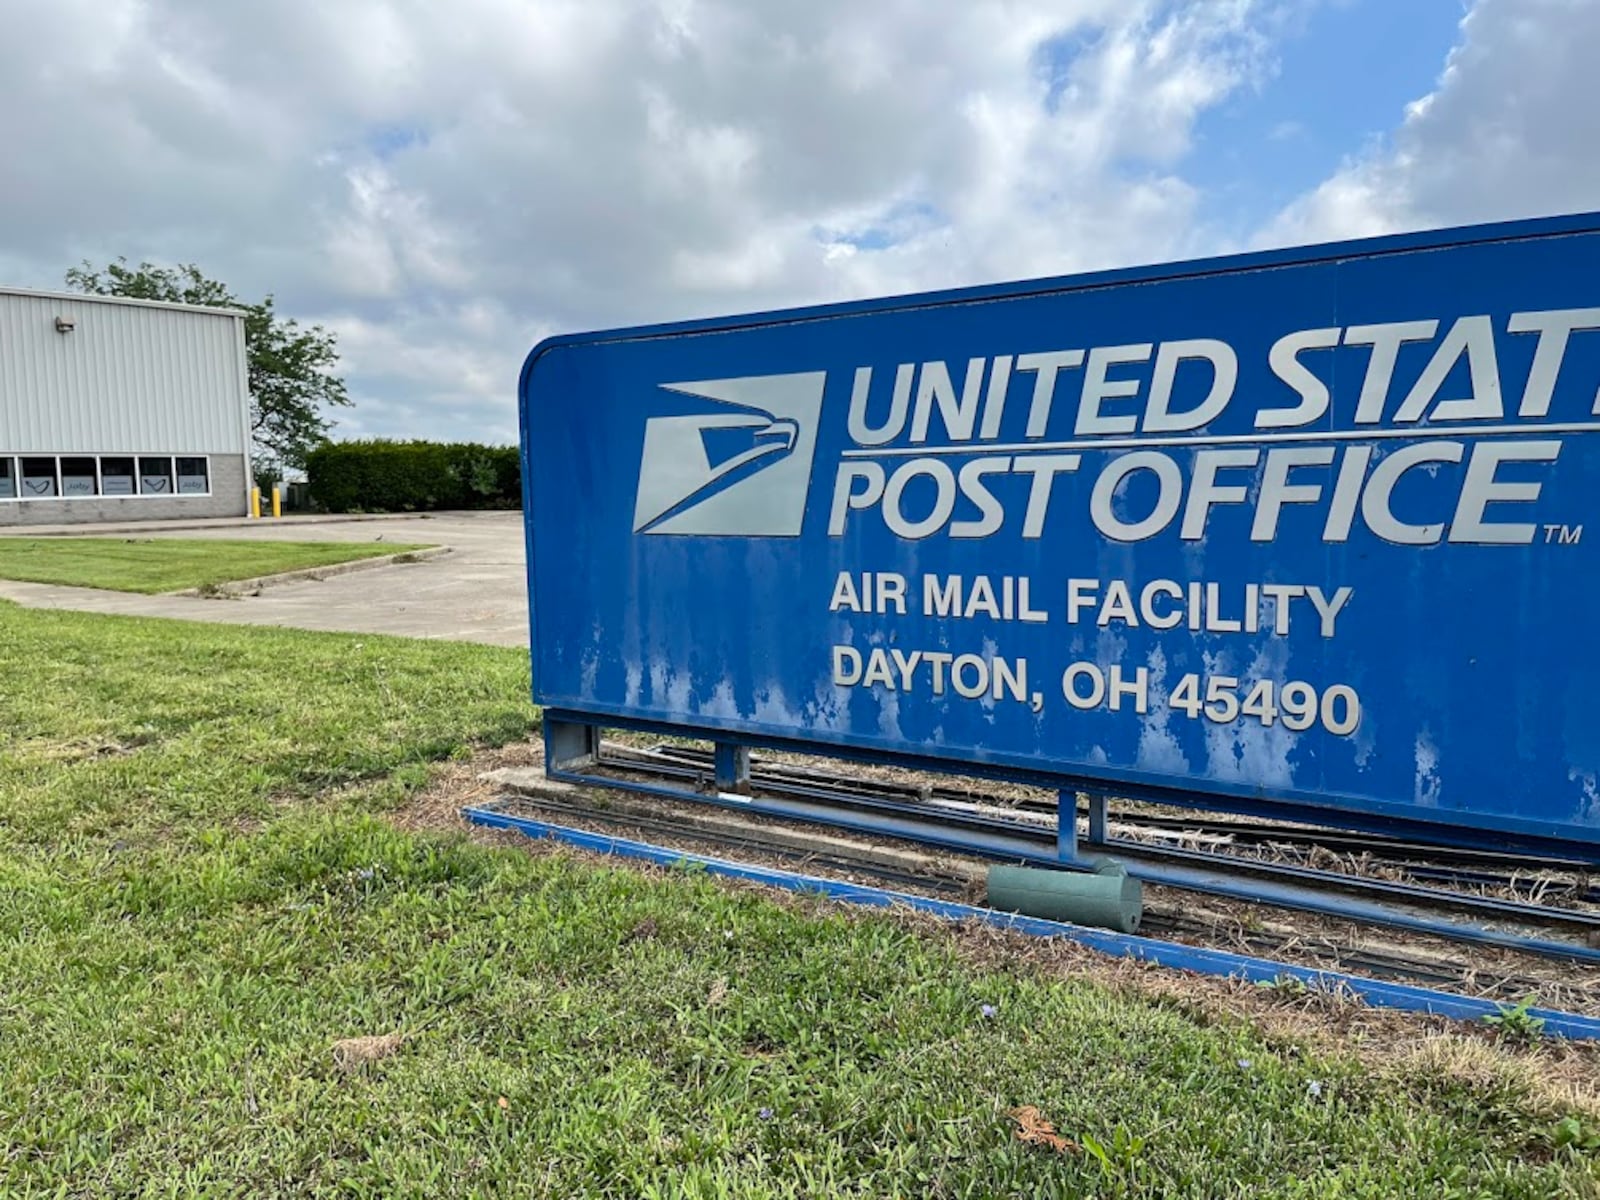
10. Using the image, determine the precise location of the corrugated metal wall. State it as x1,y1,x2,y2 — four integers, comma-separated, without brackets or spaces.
0,289,249,455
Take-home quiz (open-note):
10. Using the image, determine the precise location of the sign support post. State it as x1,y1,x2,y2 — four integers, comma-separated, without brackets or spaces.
713,743,752,793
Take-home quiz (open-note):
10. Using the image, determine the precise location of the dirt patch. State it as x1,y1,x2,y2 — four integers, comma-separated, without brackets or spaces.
14,733,157,764
922,909,1600,1116
391,741,543,833
331,1031,408,1073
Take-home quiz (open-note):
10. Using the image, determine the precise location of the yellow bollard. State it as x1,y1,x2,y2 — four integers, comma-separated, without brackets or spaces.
271,486,282,519
250,487,261,519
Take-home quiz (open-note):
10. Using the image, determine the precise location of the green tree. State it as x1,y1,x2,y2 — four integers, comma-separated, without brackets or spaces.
65,259,351,473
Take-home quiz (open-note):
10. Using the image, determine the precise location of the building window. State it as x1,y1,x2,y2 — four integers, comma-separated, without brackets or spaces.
176,457,209,495
138,456,174,496
101,457,136,495
60,456,98,497
20,457,57,498
3,454,212,500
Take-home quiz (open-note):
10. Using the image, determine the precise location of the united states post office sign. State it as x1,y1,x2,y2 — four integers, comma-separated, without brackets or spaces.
519,214,1600,857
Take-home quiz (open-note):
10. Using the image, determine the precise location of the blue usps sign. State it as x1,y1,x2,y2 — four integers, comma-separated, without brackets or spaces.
521,214,1600,860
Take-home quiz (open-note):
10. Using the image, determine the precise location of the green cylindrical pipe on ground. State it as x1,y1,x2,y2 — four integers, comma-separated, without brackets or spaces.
986,862,1143,934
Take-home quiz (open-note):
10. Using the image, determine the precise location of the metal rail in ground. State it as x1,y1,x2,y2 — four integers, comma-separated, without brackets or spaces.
482,789,1571,1001
462,799,1600,1042
542,730,1600,966
594,746,1600,931
610,743,1600,928
637,742,1596,886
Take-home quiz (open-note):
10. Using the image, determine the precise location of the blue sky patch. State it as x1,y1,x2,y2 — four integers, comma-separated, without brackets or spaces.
1186,1,1466,235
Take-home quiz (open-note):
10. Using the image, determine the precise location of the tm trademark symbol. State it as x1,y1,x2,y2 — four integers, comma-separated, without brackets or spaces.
1543,522,1583,546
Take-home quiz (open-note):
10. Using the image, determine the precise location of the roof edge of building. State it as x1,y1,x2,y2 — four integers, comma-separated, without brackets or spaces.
0,285,246,318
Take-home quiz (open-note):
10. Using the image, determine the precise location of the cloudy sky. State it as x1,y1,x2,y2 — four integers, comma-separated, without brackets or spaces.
3,0,1597,446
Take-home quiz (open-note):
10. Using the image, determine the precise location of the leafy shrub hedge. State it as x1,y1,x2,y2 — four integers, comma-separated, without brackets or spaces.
306,440,521,513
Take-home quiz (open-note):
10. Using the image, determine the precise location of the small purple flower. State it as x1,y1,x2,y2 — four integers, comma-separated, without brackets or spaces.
758,1107,774,1121
980,1004,998,1019
1237,1058,1253,1070
1307,1080,1323,1099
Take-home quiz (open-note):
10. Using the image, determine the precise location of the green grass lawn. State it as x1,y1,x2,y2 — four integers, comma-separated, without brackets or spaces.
0,537,432,593
1,603,1596,1198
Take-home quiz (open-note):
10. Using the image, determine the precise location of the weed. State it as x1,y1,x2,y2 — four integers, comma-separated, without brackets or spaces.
1256,973,1309,998
1081,1125,1151,1183
1485,998,1547,1045
1553,1116,1600,1153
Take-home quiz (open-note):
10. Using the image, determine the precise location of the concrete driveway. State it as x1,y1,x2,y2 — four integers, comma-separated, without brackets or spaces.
0,511,530,646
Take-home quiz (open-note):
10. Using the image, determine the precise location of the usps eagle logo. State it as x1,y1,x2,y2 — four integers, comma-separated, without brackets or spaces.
632,372,826,536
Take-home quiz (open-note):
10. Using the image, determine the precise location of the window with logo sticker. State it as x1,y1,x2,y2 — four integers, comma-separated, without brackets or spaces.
21,457,56,498
139,457,174,495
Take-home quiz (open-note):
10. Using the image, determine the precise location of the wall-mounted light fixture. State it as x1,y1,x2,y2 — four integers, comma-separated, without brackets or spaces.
54,316,76,334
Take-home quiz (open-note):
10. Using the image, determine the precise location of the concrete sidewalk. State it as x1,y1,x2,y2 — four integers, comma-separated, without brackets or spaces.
0,512,530,647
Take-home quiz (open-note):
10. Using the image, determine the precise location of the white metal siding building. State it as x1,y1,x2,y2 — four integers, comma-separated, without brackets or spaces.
0,286,252,525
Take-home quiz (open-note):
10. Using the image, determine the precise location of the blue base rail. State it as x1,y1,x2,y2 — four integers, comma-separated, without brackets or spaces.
462,801,1600,1042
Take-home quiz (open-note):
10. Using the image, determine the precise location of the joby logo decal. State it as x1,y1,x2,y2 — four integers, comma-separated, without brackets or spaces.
632,372,826,536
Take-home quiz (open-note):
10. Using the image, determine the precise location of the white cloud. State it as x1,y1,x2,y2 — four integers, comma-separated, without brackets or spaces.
0,0,1428,444
1264,0,1600,246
